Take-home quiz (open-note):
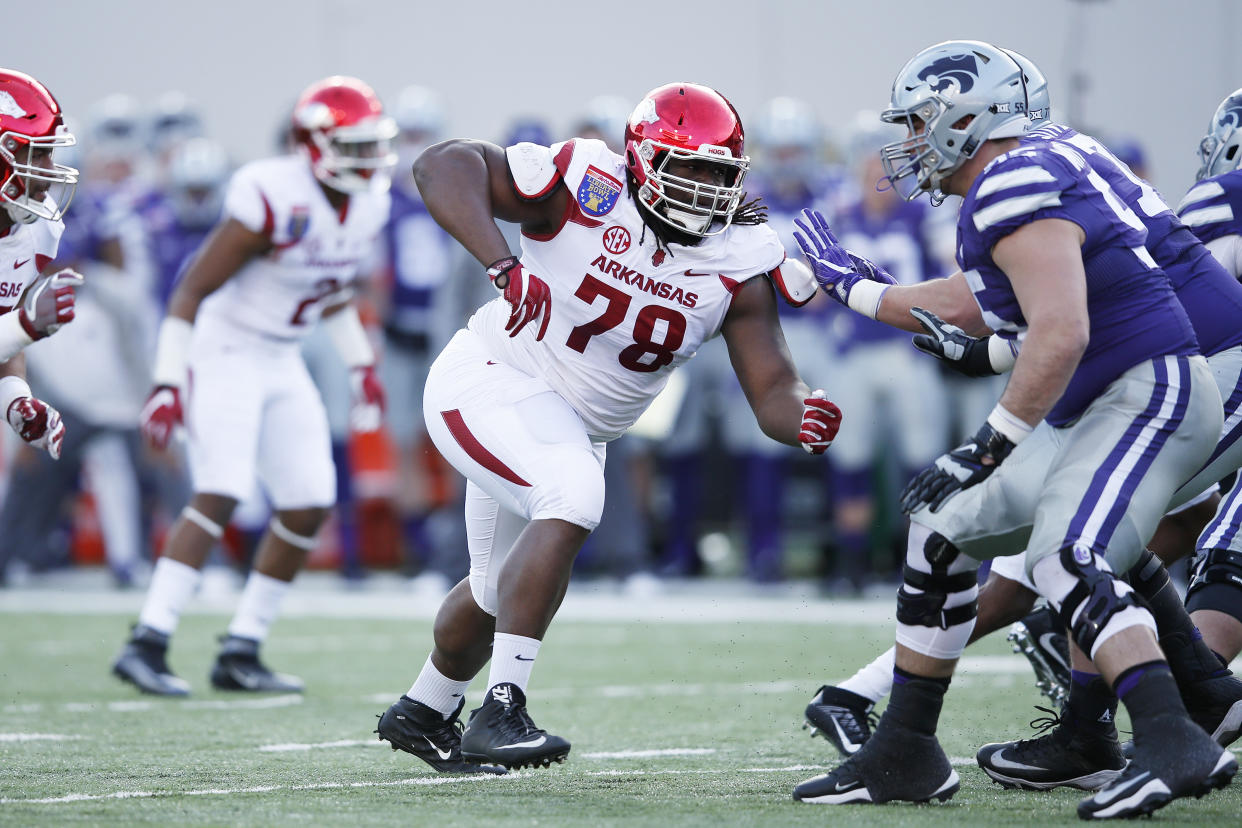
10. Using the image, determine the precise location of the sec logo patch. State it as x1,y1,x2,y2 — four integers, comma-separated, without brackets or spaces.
602,225,631,254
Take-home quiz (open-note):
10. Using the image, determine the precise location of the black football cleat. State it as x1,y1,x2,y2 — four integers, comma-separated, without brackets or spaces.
1008,605,1071,705
209,635,304,693
1181,672,1242,748
976,706,1126,791
459,683,570,770
112,624,191,696
376,695,506,775
1078,714,1236,820
794,717,958,805
804,685,876,757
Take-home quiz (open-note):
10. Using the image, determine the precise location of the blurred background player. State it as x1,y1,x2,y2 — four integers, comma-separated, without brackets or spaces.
0,68,86,584
658,96,837,582
818,114,955,591
111,76,394,696
374,84,469,593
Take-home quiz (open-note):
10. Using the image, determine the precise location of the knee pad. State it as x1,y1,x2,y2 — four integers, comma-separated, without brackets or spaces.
1125,548,1170,600
1186,547,1242,617
1054,545,1145,656
895,531,979,658
897,532,979,628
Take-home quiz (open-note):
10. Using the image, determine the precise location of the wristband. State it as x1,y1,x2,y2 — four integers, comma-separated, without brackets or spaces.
987,335,1019,373
0,310,34,362
0,374,32,417
486,256,519,290
322,305,374,368
986,402,1034,445
846,280,889,320
152,316,194,388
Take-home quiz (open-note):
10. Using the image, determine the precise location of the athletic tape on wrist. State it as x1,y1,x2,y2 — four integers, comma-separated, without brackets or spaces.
269,516,318,551
986,402,1034,445
0,375,32,418
152,317,194,388
322,305,374,368
182,506,225,539
846,280,889,320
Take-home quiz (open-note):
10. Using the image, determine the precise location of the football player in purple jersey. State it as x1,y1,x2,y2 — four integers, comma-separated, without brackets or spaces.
790,41,1236,818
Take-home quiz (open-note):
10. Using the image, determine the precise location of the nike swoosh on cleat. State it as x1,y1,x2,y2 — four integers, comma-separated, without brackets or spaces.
829,716,861,753
514,655,535,661
494,735,547,750
424,736,454,761
1038,632,1070,670
987,751,1046,773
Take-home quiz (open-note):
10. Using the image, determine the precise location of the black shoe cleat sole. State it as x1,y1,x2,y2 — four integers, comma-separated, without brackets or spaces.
463,746,570,770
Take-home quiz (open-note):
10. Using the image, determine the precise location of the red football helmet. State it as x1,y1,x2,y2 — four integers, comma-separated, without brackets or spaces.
291,76,397,194
624,83,749,237
0,69,77,225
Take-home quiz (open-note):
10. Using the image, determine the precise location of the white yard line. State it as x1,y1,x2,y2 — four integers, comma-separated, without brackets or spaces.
582,749,716,759
259,739,377,752
4,695,302,716
0,733,79,742
2,759,989,805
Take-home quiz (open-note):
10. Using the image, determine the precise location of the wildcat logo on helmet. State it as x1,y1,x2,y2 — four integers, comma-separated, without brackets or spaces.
918,54,979,94
1218,95,1242,128
577,166,622,217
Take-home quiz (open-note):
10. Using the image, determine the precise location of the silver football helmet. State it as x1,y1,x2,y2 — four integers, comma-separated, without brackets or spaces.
1197,88,1242,181
880,40,1030,202
1003,48,1049,124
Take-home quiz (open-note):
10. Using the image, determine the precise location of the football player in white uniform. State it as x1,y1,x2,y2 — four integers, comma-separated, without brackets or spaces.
0,69,82,472
374,82,841,774
112,77,394,696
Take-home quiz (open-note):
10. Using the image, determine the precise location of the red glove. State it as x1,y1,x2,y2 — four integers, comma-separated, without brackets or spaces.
7,395,66,459
19,268,85,340
487,256,551,341
140,384,183,451
799,390,842,455
350,364,385,432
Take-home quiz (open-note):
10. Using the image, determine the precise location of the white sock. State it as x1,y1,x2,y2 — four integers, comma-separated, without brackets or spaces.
486,632,541,694
138,557,203,635
408,655,472,718
226,571,291,642
839,646,896,704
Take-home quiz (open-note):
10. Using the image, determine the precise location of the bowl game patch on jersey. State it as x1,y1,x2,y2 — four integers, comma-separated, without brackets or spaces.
578,166,622,217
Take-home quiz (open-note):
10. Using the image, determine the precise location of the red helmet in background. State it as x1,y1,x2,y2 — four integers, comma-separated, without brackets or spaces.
0,69,78,225
292,76,397,194
624,82,749,237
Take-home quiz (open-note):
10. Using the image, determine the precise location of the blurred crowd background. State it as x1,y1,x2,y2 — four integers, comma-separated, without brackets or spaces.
1,0,1236,598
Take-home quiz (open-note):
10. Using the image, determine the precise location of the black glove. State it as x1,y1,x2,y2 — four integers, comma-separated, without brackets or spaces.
900,421,1016,513
909,307,999,378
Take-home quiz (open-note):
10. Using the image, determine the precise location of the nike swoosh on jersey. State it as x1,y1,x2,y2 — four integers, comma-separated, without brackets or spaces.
683,269,714,277
494,735,547,750
13,259,29,269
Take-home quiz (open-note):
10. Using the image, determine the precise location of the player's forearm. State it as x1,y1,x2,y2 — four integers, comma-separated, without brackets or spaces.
875,272,987,335
997,320,1087,427
751,382,813,447
412,141,512,267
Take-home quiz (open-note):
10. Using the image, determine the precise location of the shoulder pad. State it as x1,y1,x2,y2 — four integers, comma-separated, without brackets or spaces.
506,142,560,200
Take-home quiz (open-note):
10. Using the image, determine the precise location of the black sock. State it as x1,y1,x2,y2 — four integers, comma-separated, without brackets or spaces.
883,667,950,736
1066,670,1118,734
1113,661,1185,724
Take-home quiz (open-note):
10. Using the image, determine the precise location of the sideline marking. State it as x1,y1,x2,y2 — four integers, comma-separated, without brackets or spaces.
0,733,79,742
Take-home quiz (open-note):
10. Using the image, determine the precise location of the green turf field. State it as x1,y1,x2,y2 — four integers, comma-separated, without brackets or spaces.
1,595,1238,826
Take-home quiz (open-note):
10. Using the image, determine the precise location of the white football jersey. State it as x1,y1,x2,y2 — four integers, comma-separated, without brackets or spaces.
0,215,64,313
196,155,390,340
469,138,784,441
